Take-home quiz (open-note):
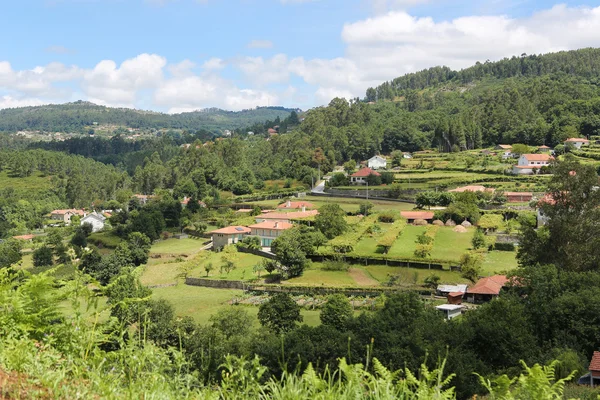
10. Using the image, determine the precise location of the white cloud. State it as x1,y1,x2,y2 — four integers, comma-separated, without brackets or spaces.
237,54,290,86
0,95,47,109
247,40,274,49
0,61,81,97
202,58,226,71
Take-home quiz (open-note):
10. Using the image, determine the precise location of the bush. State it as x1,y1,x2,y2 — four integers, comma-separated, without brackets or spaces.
322,259,349,271
495,242,516,251
378,211,397,223
472,229,486,249
33,245,54,267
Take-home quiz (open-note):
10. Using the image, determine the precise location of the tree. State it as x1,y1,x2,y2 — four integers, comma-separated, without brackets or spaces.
320,294,353,331
328,173,349,187
314,204,348,239
391,150,403,167
33,245,53,267
210,307,253,338
424,274,441,288
0,239,22,268
204,262,214,277
105,271,152,325
240,235,261,250
253,263,265,278
460,252,483,282
358,201,374,216
70,227,88,248
271,229,308,278
127,232,151,266
258,293,303,334
343,161,356,175
471,229,486,249
511,143,530,155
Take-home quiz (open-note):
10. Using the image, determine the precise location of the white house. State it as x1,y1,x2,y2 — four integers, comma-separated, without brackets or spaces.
435,304,464,320
248,221,293,248
350,167,381,185
564,137,590,149
209,226,251,250
367,155,387,170
512,154,553,175
495,144,513,159
81,212,107,233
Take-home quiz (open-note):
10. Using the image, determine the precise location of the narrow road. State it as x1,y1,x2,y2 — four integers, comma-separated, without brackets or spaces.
311,180,326,194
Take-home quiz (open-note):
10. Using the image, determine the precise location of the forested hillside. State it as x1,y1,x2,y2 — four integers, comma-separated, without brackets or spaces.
0,101,295,133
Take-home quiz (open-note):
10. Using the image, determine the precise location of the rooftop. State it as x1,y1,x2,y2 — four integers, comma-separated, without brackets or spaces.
249,221,294,230
51,209,86,216
436,304,464,311
497,144,512,149
261,210,319,220
449,185,494,193
277,201,315,210
590,351,600,372
565,137,590,142
351,167,381,177
467,275,508,295
400,211,435,220
522,154,553,161
209,226,251,235
437,284,468,293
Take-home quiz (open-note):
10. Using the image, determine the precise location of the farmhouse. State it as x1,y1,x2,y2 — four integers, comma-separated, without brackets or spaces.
512,154,553,175
81,212,106,233
581,351,600,387
277,200,315,210
538,145,551,152
435,304,464,320
400,211,434,223
436,284,468,297
210,226,251,250
249,221,293,247
495,144,513,159
50,209,86,225
367,155,387,170
350,167,381,185
466,275,508,304
255,210,319,224
504,192,533,203
564,137,590,149
449,185,494,193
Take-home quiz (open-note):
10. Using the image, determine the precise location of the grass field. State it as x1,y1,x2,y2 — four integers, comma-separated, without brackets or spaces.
149,238,204,255
364,265,468,285
430,227,475,262
387,225,422,258
285,263,358,287
247,195,415,213
482,251,518,273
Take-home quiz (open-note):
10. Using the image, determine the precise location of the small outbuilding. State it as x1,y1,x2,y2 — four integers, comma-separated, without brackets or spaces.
367,155,387,170
401,211,434,223
579,351,600,387
466,275,508,304
435,304,464,320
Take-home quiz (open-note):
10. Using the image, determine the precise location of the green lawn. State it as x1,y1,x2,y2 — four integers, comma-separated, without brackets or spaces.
387,225,423,258
430,227,475,262
247,195,414,213
364,265,467,285
151,285,320,326
140,260,185,286
150,238,204,255
284,263,357,287
188,251,265,281
482,251,518,274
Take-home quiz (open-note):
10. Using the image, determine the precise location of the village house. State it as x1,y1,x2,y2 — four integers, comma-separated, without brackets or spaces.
537,145,551,152
579,351,600,387
255,210,319,224
512,154,553,175
367,155,387,170
209,226,251,250
132,194,156,205
350,167,380,185
249,221,293,247
400,211,434,223
564,137,590,149
435,304,464,320
81,212,107,233
50,209,86,225
436,284,468,297
495,144,513,159
466,275,508,304
504,192,533,203
277,200,315,210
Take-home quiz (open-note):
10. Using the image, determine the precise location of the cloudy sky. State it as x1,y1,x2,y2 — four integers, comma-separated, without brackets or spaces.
1,0,600,112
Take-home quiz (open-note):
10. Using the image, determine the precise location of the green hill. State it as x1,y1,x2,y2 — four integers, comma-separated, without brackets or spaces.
0,101,297,133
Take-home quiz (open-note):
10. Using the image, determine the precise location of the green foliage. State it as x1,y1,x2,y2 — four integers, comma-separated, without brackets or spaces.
358,201,374,216
257,293,303,334
240,235,262,250
478,214,504,231
460,252,483,282
32,245,53,267
472,229,486,249
0,239,22,268
314,203,348,239
271,228,308,278
320,294,353,331
424,274,440,288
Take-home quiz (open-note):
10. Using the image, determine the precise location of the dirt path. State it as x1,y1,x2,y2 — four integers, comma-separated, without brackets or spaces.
349,268,379,286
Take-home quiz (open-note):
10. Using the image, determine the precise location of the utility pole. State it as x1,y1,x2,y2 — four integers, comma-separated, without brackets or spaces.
366,181,369,200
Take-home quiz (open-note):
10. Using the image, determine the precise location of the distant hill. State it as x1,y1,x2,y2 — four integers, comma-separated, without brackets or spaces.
0,101,298,133
366,47,600,101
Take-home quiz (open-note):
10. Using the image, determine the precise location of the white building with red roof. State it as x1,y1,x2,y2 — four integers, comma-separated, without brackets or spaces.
564,137,590,149
466,275,508,303
350,167,381,185
249,221,294,247
209,226,251,250
512,154,553,175
277,200,315,210
50,209,87,225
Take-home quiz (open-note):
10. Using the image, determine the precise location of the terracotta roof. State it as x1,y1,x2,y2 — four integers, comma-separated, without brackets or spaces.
249,221,294,230
351,167,381,177
565,138,589,143
448,292,465,297
12,234,35,240
209,226,251,235
522,154,553,161
261,210,319,220
538,145,551,149
277,201,315,210
51,209,86,216
401,211,435,220
590,351,600,372
236,208,253,213
504,192,533,196
497,144,512,149
449,185,494,193
467,275,508,295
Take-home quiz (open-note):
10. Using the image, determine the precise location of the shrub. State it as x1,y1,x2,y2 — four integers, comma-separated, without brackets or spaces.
414,244,432,258
322,259,349,271
472,229,486,249
495,242,516,251
378,211,397,223
33,245,54,267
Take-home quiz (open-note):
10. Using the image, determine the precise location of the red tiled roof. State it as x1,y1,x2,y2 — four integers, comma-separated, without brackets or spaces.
209,226,251,235
277,201,315,210
522,154,553,161
497,144,512,149
467,275,508,295
448,292,464,297
261,210,319,220
351,167,381,177
565,138,589,143
538,145,551,149
249,221,294,230
51,209,86,216
504,192,533,196
590,351,600,372
401,211,435,220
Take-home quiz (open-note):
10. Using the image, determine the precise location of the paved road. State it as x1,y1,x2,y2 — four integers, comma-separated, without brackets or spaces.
311,180,326,194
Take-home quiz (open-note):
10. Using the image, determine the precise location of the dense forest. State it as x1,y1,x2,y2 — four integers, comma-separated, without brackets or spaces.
0,101,295,133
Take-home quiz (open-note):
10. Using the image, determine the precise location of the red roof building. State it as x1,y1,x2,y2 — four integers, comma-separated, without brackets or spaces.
590,351,600,378
249,221,294,247
449,185,494,193
277,200,315,210
504,192,533,203
466,275,508,303
257,210,319,223
400,211,435,222
12,234,35,241
350,167,381,185
209,226,251,250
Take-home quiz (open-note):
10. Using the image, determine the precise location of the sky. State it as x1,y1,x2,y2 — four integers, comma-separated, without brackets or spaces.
1,0,600,113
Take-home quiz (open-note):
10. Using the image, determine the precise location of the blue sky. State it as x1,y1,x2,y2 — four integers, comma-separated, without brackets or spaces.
1,0,600,112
